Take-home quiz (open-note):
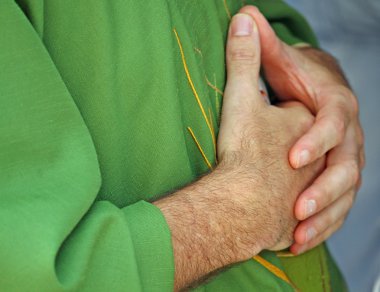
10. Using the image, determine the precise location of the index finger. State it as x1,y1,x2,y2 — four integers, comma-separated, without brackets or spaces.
289,96,351,168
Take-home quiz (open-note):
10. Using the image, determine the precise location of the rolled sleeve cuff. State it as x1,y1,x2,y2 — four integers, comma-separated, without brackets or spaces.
123,200,175,292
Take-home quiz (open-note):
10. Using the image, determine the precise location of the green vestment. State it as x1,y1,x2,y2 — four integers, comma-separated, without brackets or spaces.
0,0,346,291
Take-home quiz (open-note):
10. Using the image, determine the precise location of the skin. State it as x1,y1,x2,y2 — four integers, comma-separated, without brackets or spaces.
155,7,364,290
238,6,364,254
154,14,324,291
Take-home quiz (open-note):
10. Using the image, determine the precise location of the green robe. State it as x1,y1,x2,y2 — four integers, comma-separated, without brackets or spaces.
0,0,346,291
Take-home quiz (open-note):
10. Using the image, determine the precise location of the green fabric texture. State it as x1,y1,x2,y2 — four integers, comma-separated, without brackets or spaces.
194,251,294,292
280,244,348,292
0,0,339,291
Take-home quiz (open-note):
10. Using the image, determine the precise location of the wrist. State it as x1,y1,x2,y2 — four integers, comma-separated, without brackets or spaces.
153,171,235,290
153,167,264,289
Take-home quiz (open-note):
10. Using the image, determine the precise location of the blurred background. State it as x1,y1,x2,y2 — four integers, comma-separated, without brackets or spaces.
285,1,380,291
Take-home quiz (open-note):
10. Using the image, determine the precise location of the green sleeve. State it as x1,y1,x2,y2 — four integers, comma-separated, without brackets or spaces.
247,0,319,47
0,2,173,291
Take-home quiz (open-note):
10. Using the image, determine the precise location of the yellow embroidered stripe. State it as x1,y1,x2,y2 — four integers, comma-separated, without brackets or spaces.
276,250,296,258
175,21,294,290
208,108,215,139
187,127,213,170
253,255,298,290
223,0,232,19
205,76,224,96
173,29,217,156
208,108,218,163
213,74,221,119
194,47,203,57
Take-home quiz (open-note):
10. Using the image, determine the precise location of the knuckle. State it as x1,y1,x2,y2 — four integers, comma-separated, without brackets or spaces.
348,93,359,116
313,186,326,204
330,116,346,142
338,86,359,116
300,113,315,131
228,47,258,64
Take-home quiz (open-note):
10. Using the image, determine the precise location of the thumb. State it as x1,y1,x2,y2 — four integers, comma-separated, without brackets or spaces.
239,6,289,69
224,13,264,111
239,6,314,107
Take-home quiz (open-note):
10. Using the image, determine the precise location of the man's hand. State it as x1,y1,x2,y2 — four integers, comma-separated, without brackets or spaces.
155,14,323,290
240,6,365,254
218,12,325,253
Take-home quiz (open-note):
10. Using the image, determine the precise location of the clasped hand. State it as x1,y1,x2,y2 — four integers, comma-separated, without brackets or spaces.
154,10,364,290
216,13,323,257
218,8,364,256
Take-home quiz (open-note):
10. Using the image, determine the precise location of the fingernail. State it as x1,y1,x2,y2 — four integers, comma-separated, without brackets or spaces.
297,150,310,167
306,227,317,242
231,14,253,36
305,199,316,217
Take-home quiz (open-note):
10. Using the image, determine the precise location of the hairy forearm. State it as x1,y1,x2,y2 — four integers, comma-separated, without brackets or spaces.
153,166,264,291
152,14,330,290
153,122,321,291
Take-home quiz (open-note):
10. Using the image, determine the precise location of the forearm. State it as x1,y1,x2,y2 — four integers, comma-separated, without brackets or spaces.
154,166,264,291
152,17,332,289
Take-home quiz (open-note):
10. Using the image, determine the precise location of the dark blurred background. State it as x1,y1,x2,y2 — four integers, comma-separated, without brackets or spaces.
285,1,380,291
